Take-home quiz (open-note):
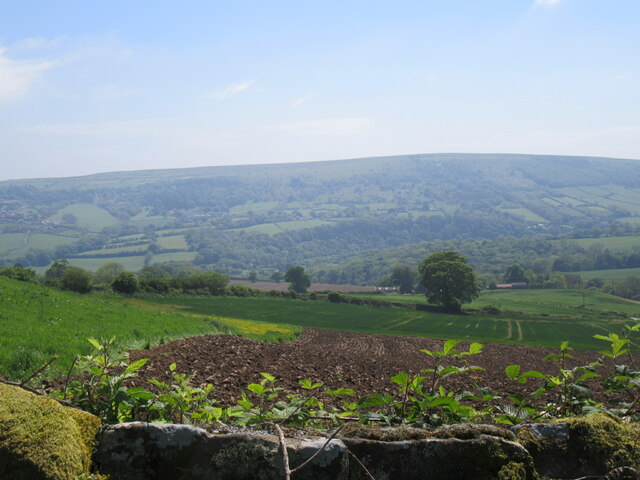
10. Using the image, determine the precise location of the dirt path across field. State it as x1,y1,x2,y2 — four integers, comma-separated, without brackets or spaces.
128,329,635,408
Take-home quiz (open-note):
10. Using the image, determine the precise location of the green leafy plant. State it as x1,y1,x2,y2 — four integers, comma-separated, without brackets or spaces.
357,340,484,426
148,363,219,424
595,323,640,419
495,342,600,425
53,337,152,424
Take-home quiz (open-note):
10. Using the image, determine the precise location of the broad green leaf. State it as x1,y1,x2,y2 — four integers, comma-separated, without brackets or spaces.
505,365,521,380
247,383,266,395
391,372,409,386
468,342,483,355
260,372,276,382
125,357,149,375
325,388,356,396
443,339,459,355
169,363,177,372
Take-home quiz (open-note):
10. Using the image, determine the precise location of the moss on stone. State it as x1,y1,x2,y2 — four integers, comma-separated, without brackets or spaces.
0,383,101,480
498,461,531,480
563,414,640,471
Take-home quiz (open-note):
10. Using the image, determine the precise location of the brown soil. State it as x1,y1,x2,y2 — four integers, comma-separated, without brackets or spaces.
128,329,637,409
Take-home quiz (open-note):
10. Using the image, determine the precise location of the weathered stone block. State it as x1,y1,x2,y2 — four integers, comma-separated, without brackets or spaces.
97,422,348,480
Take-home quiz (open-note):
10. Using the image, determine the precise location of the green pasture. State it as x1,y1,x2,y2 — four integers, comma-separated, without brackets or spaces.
0,277,228,380
618,216,640,226
156,235,188,250
47,203,119,232
576,267,640,282
76,245,149,256
142,289,640,351
0,233,78,257
62,251,196,272
570,235,640,251
232,219,335,235
355,289,640,316
66,256,148,272
499,208,547,223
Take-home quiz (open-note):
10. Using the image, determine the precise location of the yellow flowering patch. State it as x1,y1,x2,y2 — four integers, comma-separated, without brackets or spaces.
190,313,299,338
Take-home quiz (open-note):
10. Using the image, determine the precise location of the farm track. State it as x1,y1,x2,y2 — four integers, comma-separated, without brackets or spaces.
128,328,635,408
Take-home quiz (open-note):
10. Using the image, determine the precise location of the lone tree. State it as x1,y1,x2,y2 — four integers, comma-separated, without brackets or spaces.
418,251,479,312
285,265,311,293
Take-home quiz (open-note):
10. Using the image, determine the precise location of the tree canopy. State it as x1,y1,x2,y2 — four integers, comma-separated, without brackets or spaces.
390,265,417,294
418,251,479,312
285,266,311,293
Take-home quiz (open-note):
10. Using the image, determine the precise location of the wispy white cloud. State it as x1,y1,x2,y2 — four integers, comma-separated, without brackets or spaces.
13,36,69,52
21,118,172,136
206,80,254,100
265,117,375,136
615,74,629,80
533,0,563,6
0,47,55,106
292,91,315,108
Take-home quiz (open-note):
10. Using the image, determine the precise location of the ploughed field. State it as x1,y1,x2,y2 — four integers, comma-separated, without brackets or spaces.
127,328,634,408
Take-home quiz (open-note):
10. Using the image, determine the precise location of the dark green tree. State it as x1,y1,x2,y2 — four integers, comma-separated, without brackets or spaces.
112,271,139,295
418,251,479,312
504,264,527,283
248,271,258,283
270,271,284,283
44,259,69,285
390,265,417,294
59,266,92,293
285,265,311,293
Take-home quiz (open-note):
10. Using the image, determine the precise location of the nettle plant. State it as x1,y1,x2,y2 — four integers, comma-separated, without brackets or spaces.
595,324,640,419
356,340,484,427
235,373,357,427
52,337,152,424
494,341,601,425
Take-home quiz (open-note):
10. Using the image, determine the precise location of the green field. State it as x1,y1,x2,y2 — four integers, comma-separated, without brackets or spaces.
0,232,78,257
141,289,640,352
576,267,640,282
0,277,297,381
571,235,640,250
232,219,335,235
499,208,547,223
156,235,188,250
47,203,120,232
356,290,640,315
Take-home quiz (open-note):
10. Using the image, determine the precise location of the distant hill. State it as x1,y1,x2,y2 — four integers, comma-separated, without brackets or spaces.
2,153,640,279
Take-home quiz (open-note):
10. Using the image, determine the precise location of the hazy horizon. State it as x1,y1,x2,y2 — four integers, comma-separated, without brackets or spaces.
1,1,639,181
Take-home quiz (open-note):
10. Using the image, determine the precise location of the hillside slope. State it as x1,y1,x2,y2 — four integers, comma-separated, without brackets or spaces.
2,153,640,275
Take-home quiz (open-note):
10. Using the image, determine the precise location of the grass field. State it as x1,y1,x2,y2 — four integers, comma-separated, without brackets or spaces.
0,277,297,381
141,289,640,352
499,208,547,223
0,232,78,257
364,290,640,315
576,267,640,282
156,234,188,250
47,203,120,232
571,235,640,250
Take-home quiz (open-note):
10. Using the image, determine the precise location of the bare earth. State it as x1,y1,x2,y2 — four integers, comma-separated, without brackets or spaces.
128,329,635,408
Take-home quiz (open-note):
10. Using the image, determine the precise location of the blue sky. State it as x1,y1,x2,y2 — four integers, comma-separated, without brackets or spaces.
1,0,639,180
